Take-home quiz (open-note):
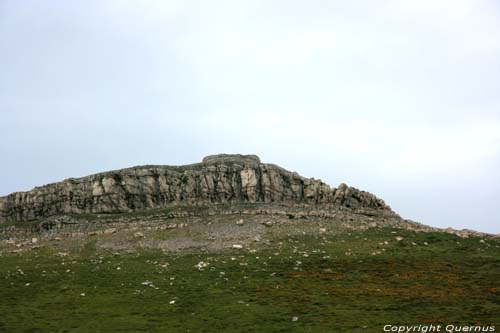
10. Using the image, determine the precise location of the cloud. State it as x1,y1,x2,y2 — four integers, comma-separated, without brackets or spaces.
385,0,500,56
196,107,500,179
0,0,499,232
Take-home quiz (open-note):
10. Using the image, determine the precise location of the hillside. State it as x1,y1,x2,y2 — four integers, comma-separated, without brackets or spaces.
0,155,498,332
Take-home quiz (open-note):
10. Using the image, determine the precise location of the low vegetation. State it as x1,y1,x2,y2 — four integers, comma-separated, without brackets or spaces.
0,226,498,332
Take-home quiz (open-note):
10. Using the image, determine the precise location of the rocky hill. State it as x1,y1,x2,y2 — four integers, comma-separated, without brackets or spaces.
2,156,498,333
0,154,396,223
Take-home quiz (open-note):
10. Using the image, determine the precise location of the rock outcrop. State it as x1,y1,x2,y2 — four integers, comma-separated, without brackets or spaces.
0,154,397,223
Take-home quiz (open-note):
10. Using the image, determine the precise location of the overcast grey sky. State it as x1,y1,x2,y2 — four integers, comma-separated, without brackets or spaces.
1,1,499,233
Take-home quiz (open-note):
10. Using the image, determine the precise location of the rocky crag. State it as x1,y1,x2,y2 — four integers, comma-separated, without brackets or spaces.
0,154,397,224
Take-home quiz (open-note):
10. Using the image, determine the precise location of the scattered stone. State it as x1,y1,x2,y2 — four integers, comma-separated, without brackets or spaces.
195,261,210,270
232,244,243,249
103,228,117,235
141,281,158,289
31,237,38,244
395,236,404,241
292,316,299,322
134,232,144,239
236,219,244,225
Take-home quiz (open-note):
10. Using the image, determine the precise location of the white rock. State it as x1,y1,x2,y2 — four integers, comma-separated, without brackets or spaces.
292,316,299,322
395,236,404,241
169,300,175,304
236,219,244,225
104,228,117,235
195,261,210,270
31,238,38,244
232,244,243,249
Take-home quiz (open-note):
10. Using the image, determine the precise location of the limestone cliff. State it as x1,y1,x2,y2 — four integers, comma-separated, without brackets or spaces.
0,154,396,223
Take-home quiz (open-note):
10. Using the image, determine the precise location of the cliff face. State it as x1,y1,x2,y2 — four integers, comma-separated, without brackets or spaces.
0,154,396,223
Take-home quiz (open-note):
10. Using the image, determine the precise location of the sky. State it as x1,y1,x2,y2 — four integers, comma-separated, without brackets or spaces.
0,0,499,233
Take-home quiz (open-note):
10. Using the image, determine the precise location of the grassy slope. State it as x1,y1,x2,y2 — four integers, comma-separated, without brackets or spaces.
0,228,498,332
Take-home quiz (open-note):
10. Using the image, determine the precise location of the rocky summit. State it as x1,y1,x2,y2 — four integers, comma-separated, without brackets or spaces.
0,154,396,223
1,155,498,332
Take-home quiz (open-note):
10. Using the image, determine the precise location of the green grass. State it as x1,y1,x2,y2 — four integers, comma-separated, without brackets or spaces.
0,228,498,332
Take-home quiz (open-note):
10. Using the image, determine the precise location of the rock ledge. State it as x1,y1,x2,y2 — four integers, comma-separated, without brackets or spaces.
202,154,261,165
0,154,396,223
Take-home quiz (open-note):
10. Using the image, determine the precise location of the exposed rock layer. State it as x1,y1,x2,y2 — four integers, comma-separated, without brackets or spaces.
0,154,396,223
